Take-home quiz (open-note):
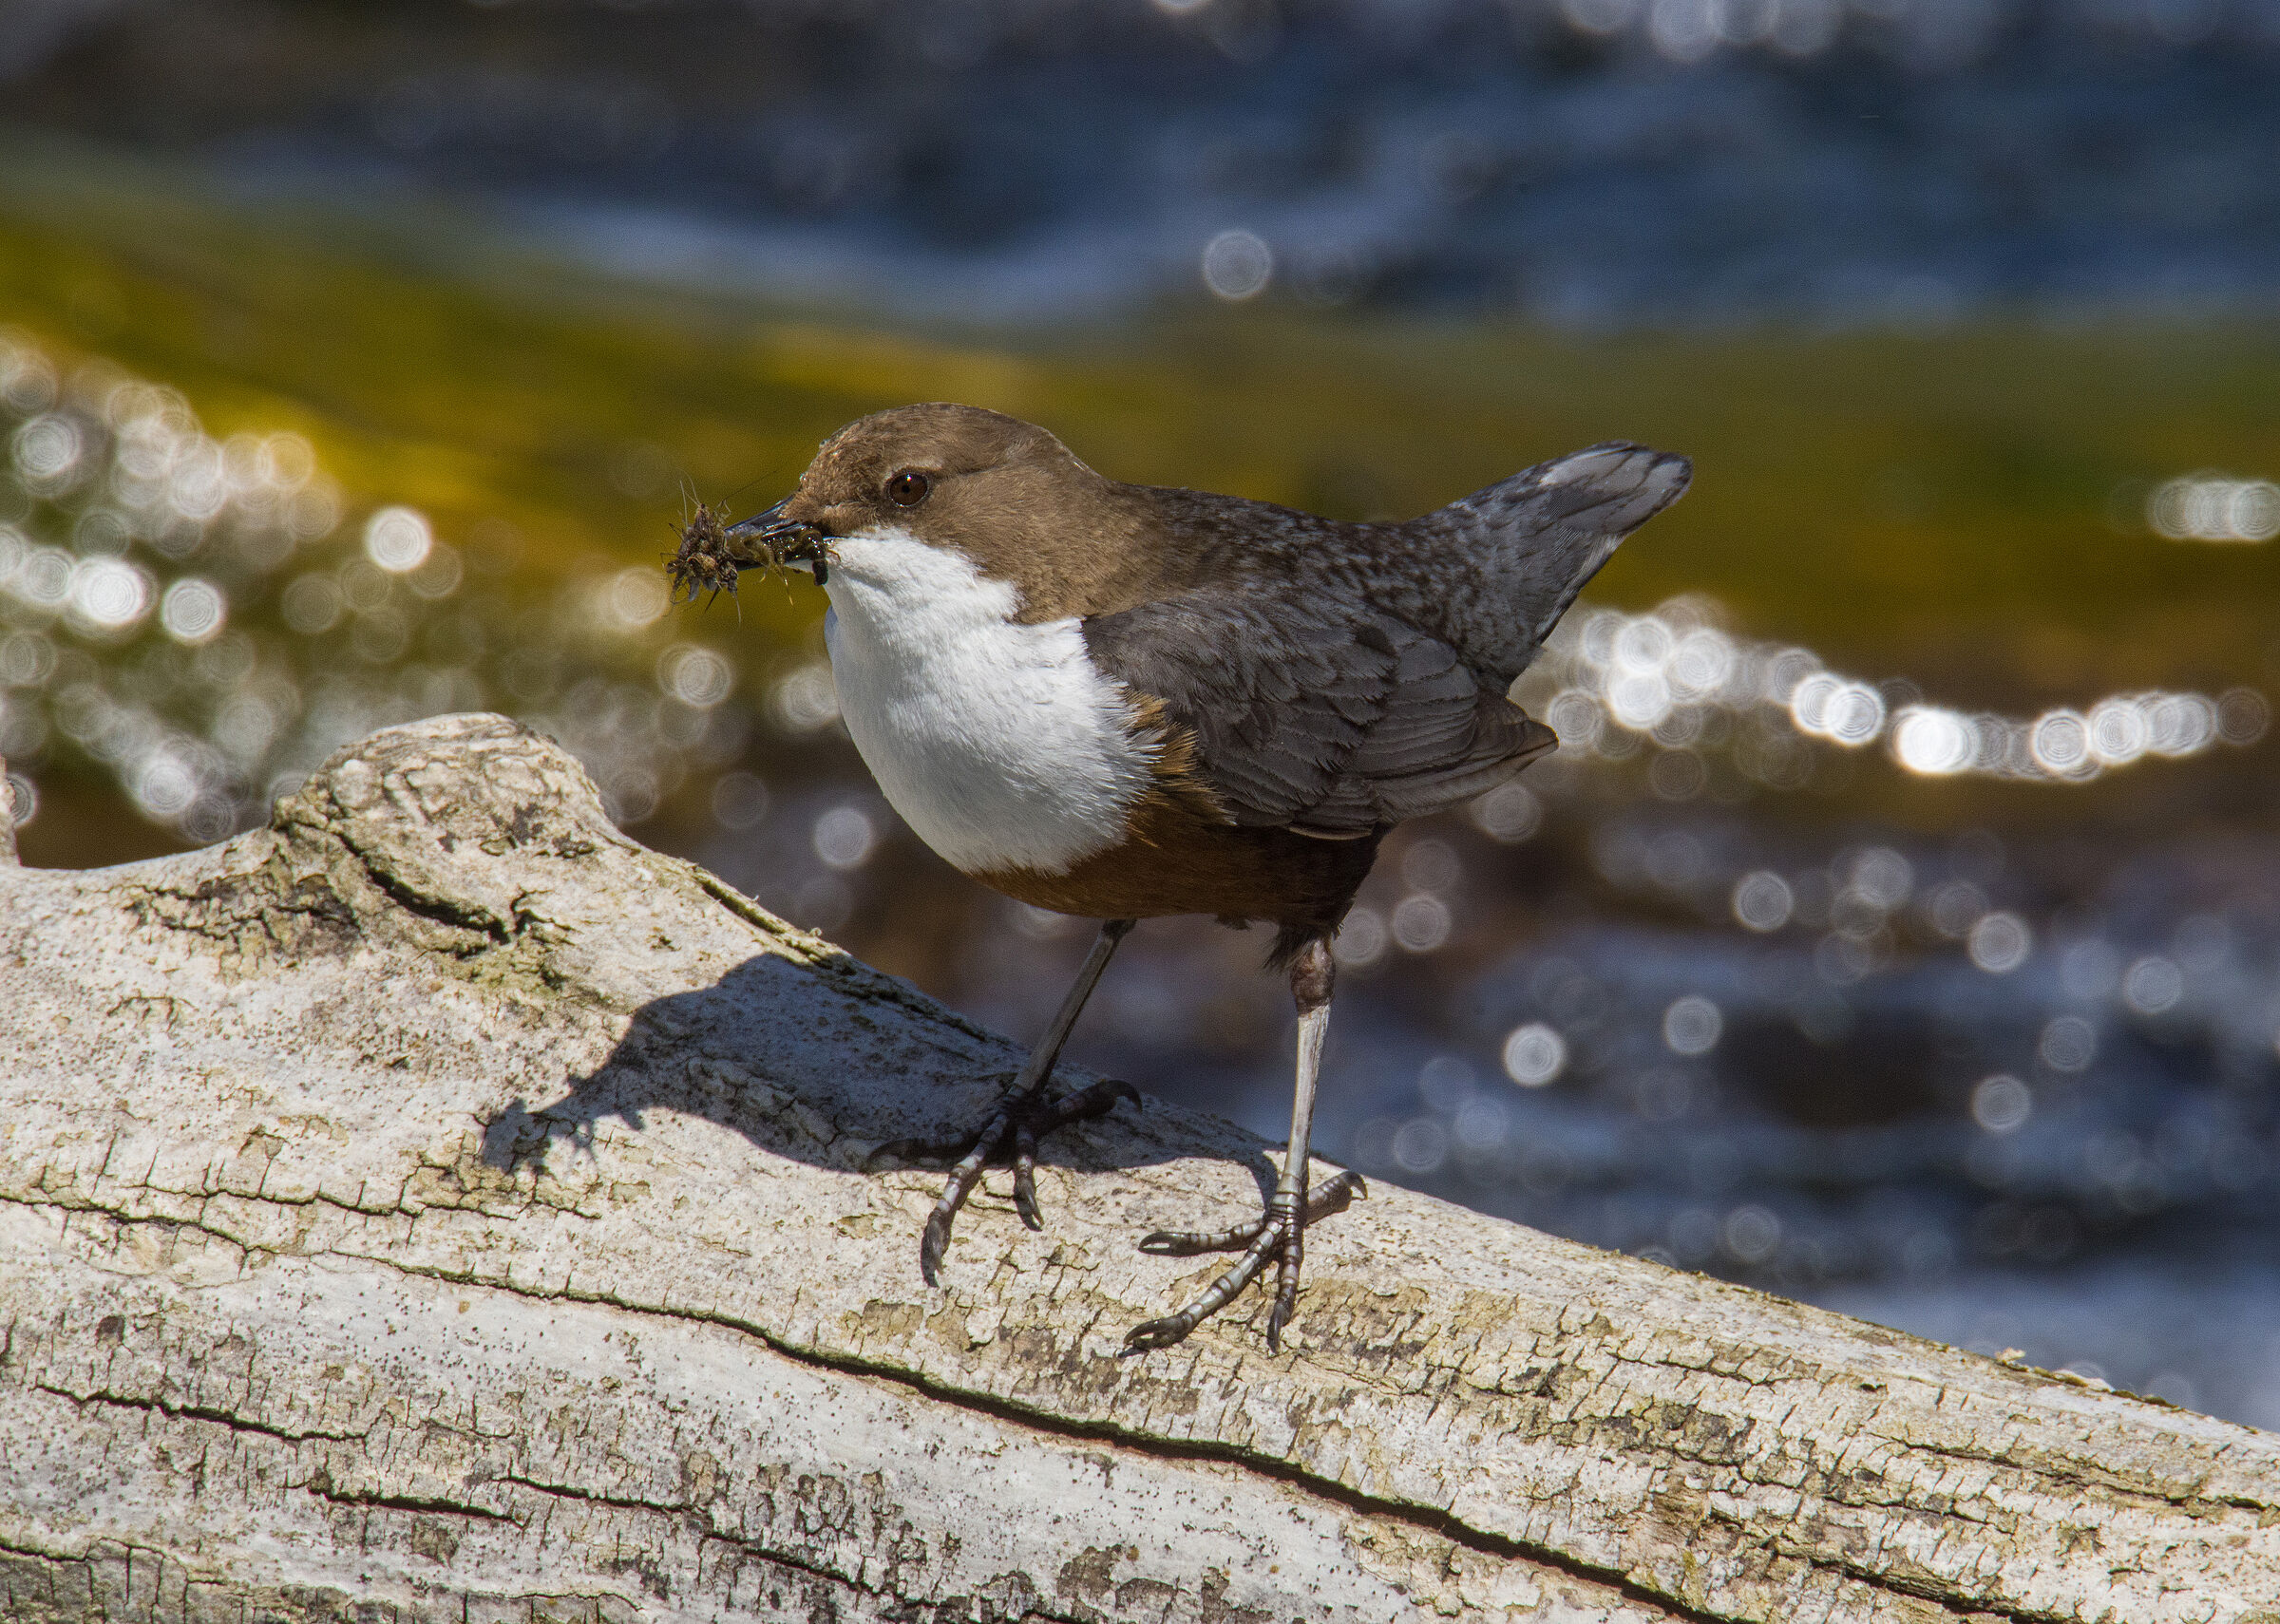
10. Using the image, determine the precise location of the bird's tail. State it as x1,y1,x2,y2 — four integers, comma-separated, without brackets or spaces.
1401,442,1692,686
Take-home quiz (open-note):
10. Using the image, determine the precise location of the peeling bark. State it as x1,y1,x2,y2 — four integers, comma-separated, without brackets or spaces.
1,713,2274,1624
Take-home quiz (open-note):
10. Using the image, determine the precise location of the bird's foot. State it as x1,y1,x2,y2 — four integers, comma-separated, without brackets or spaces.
865,1077,1141,1285
1122,1171,1367,1355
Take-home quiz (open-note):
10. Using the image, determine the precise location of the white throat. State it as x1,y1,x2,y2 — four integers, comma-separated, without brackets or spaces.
818,525,1153,876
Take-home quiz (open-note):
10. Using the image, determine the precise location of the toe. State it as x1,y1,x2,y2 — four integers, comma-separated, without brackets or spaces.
1121,1314,1195,1354
920,1208,957,1286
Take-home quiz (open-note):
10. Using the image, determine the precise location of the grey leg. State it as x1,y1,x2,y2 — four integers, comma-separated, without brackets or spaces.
1269,944,1333,1347
1123,937,1365,1354
867,918,1138,1284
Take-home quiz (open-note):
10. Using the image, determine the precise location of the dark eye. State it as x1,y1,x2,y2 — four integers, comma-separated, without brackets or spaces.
885,469,931,507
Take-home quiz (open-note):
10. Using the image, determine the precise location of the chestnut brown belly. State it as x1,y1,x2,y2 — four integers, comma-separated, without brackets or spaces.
969,801,1382,934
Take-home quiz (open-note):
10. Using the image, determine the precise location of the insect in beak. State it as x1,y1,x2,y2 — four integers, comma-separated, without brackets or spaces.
667,498,831,603
728,501,832,589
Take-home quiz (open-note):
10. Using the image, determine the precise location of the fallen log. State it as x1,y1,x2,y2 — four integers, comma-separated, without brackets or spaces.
1,713,2272,1623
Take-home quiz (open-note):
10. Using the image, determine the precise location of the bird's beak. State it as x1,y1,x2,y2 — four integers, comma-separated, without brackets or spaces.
725,499,828,583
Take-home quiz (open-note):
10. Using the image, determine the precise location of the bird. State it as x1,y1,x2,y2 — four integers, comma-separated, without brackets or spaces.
694,403,1690,1353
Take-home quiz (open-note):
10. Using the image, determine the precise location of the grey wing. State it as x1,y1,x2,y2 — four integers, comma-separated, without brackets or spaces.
1082,593,1554,837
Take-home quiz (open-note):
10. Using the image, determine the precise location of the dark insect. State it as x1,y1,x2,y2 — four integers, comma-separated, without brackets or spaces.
668,501,743,606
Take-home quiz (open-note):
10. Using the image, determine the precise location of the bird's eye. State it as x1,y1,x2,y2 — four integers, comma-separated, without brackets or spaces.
885,470,931,507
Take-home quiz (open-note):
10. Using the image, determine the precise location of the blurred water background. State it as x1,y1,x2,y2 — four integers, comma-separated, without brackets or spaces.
4,0,2279,1422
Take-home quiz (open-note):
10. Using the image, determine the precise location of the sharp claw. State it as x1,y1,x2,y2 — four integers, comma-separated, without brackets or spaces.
1121,1315,1193,1355
1135,1226,1244,1257
920,1215,949,1287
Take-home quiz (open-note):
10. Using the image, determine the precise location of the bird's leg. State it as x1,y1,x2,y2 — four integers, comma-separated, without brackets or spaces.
866,917,1138,1285
1124,937,1365,1355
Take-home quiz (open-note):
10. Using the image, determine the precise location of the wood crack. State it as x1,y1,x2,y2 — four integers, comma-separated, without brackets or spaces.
2,1170,2244,1624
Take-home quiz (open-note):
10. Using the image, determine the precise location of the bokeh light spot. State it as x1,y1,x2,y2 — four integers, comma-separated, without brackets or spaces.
363,505,433,573
813,803,877,870
1201,230,1273,300
2123,955,2184,1015
68,557,151,632
1972,1074,2032,1133
1472,780,1541,842
159,577,226,644
1503,1022,1568,1086
657,644,733,708
1732,869,1794,931
2039,1015,2097,1073
1392,893,1453,953
1332,905,1387,968
1967,911,2032,973
1663,994,1723,1055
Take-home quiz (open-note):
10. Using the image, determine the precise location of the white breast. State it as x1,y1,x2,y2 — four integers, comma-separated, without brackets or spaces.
818,526,1153,877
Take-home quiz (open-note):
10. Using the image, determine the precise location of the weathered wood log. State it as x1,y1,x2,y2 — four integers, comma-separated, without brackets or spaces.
1,713,2273,1623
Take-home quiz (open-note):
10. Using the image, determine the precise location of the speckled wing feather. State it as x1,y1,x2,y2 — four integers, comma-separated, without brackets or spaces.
1082,593,1553,836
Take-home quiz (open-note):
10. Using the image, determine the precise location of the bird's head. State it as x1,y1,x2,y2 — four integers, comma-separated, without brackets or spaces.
691,404,1140,614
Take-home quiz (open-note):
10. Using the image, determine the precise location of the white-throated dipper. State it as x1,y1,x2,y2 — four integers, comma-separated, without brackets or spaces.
679,404,1689,1353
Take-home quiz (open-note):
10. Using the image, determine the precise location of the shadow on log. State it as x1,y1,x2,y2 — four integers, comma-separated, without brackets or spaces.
2,714,2274,1623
